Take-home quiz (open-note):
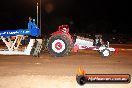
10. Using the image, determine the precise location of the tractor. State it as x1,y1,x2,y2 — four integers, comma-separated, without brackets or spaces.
47,25,115,57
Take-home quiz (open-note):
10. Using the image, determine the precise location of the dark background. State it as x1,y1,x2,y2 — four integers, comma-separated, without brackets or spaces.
0,0,129,34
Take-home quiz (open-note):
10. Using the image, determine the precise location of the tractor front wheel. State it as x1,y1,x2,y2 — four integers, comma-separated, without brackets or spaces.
101,49,111,57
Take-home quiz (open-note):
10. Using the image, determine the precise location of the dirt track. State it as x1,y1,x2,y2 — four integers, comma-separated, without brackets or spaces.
0,44,132,88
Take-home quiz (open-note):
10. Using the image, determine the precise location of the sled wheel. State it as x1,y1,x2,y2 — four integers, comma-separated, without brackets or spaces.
31,40,42,57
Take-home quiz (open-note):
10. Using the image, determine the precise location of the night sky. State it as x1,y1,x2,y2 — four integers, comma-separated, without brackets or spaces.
0,0,129,34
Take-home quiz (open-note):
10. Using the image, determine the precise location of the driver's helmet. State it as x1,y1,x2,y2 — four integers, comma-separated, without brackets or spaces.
58,25,69,33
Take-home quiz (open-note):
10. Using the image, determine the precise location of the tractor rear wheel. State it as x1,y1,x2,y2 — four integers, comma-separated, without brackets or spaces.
48,34,71,57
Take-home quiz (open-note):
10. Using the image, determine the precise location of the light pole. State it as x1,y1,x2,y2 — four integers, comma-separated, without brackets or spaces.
36,0,41,36
37,2,39,26
40,0,41,36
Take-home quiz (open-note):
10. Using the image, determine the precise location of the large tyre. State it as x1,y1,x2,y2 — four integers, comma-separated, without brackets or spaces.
48,34,71,57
